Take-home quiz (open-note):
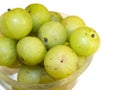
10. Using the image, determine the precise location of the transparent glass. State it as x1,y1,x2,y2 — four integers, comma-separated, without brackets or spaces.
0,13,93,90
0,56,93,90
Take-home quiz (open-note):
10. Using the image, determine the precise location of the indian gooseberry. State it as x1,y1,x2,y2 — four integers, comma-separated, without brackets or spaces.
25,3,50,34
7,58,23,69
17,65,42,84
38,22,67,49
49,11,63,22
38,67,55,84
17,36,46,66
44,45,78,80
61,15,86,41
70,26,100,56
0,8,33,39
0,35,17,66
17,65,55,84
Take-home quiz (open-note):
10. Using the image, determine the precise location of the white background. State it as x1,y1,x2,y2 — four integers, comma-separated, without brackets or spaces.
0,0,120,90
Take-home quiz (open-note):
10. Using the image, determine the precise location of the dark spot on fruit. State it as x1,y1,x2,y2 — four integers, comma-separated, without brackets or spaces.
26,70,29,73
7,8,11,11
28,10,31,13
88,28,91,31
60,56,64,63
45,65,49,67
54,68,58,70
85,33,87,35
91,34,95,38
64,22,67,25
71,51,74,53
60,60,63,63
51,14,54,17
66,73,70,76
44,37,48,43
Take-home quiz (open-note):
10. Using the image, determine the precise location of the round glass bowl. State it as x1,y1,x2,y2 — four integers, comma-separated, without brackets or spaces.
0,56,93,90
0,13,93,90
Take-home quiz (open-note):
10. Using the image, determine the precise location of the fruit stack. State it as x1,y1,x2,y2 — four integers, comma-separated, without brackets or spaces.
0,3,100,86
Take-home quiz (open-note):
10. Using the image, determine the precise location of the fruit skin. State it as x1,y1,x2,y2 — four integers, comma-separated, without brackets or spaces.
0,35,17,66
0,32,4,37
77,56,93,69
25,3,50,34
7,58,23,68
49,11,63,22
70,26,100,56
44,45,78,80
0,8,33,40
61,15,86,41
17,36,46,66
77,56,87,69
38,67,55,84
38,22,67,49
17,65,42,84
17,65,55,84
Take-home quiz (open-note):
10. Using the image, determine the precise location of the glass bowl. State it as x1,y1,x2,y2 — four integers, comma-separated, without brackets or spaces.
0,56,93,90
0,13,93,90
